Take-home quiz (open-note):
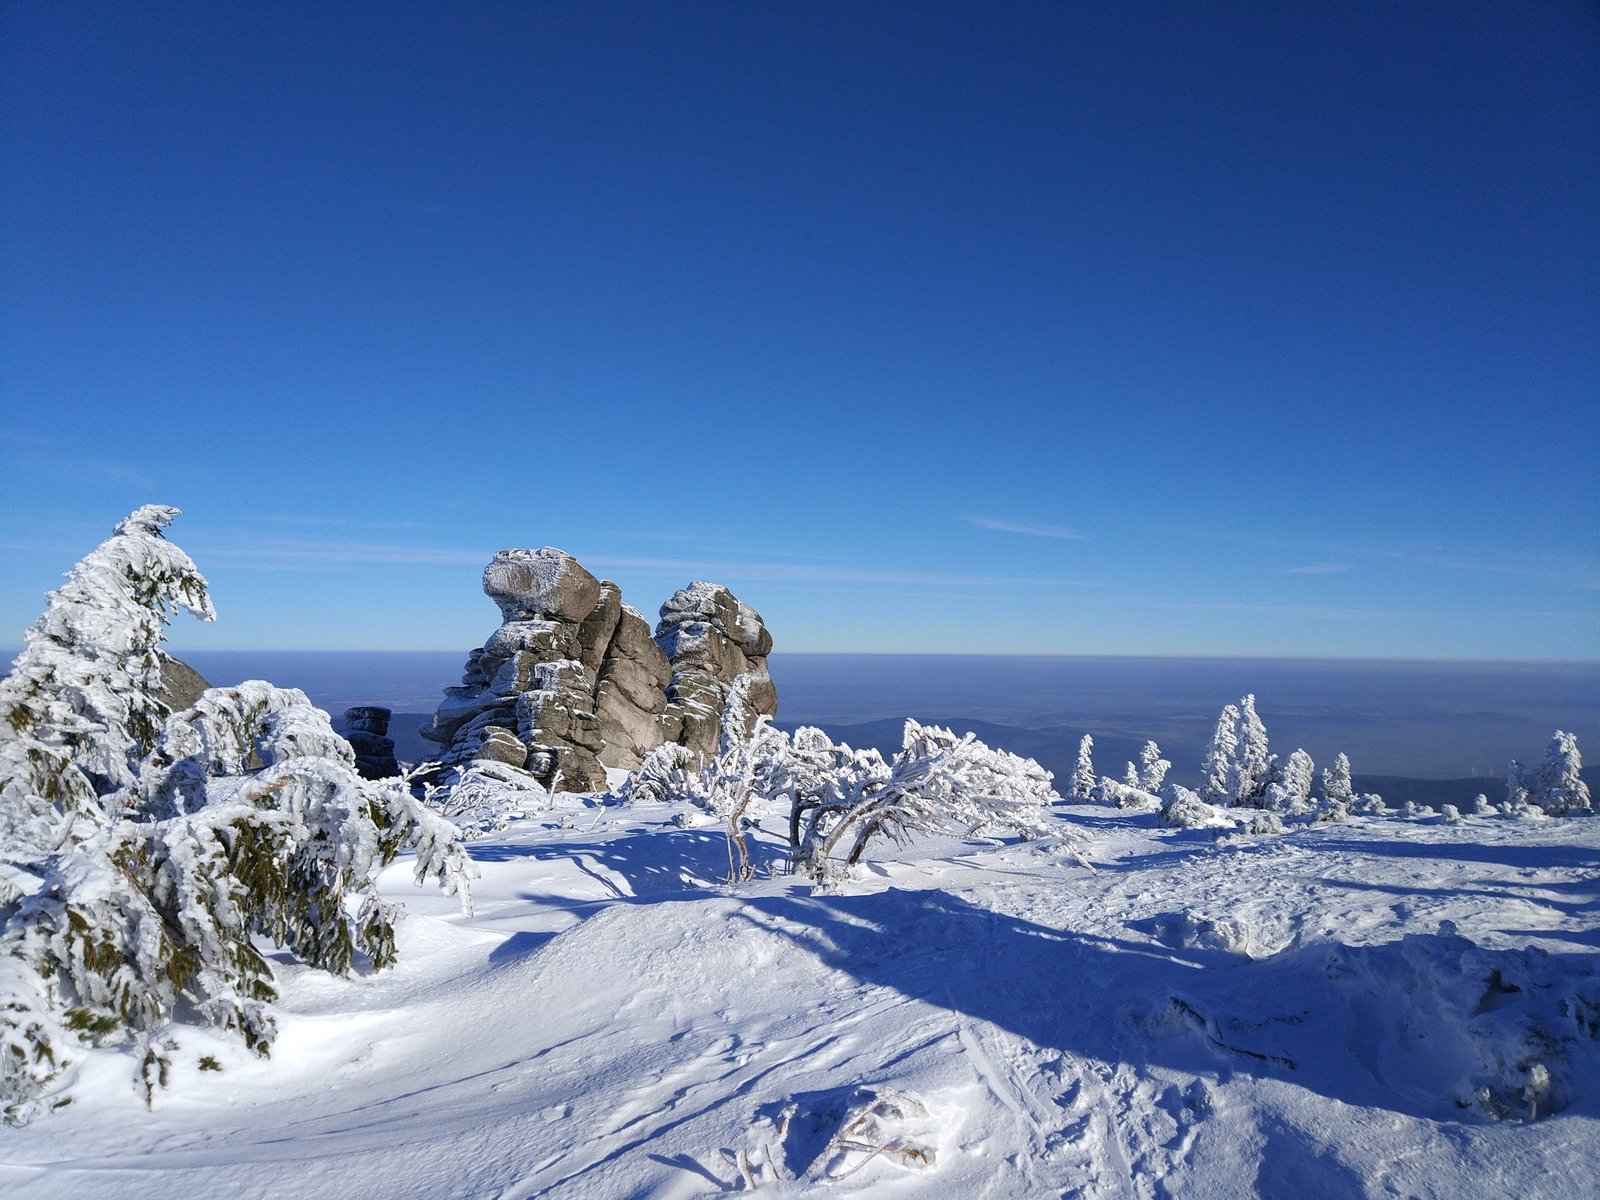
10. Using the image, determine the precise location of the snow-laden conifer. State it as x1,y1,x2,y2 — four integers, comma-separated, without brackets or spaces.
1200,703,1241,806
1533,732,1590,815
0,505,214,884
1138,740,1171,793
1263,748,1315,815
1505,760,1530,812
1201,695,1276,807
1070,734,1097,801
1234,695,1274,807
1322,752,1354,807
0,509,473,1121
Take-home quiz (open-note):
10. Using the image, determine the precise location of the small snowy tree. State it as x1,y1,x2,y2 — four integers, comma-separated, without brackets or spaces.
1234,695,1274,807
0,508,473,1121
1506,760,1530,811
1122,761,1140,789
1200,703,1241,806
1138,740,1171,793
1531,732,1590,815
704,677,793,882
661,717,1084,884
799,720,1071,882
1322,752,1353,806
1263,748,1315,815
0,505,214,887
1070,734,1096,801
1201,695,1275,808
617,741,699,806
1319,751,1354,820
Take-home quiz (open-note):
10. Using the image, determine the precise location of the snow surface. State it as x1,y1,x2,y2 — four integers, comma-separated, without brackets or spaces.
3,796,1597,1198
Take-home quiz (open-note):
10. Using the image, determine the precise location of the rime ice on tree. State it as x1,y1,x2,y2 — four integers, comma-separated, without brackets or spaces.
0,507,473,1123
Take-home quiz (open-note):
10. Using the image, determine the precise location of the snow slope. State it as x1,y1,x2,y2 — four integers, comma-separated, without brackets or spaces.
3,797,1597,1198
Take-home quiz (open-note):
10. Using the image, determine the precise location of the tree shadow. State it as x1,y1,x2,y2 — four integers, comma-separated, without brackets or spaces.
732,887,1600,1123
474,824,789,896
1308,835,1598,871
1312,874,1600,917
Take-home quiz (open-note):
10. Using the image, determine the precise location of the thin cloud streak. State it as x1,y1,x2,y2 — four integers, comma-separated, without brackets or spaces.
586,554,1104,590
1382,548,1598,589
1128,599,1401,621
1284,563,1352,575
2,431,157,490
964,516,1084,540
186,537,1106,591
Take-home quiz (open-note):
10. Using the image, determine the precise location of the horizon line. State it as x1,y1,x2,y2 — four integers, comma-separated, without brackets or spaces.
94,647,1600,668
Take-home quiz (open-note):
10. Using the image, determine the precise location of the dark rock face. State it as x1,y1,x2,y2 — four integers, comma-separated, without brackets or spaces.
337,706,400,779
421,548,777,792
158,656,211,713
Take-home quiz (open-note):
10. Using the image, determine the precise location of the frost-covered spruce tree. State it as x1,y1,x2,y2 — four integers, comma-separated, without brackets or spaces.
1532,732,1590,815
1070,734,1097,801
1200,702,1241,806
1320,751,1354,819
0,505,214,889
1505,760,1530,811
0,509,473,1122
1263,748,1315,815
1201,695,1275,808
1233,695,1274,807
1138,740,1171,793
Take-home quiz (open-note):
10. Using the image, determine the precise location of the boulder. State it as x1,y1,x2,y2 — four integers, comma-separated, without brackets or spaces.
483,548,601,623
473,726,528,768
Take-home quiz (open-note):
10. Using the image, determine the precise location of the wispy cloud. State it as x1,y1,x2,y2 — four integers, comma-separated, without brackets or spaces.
192,537,488,567
584,554,1103,591
262,515,431,532
964,516,1084,540
1381,548,1597,589
1284,562,1351,575
185,536,1105,592
1,431,157,489
1128,598,1399,621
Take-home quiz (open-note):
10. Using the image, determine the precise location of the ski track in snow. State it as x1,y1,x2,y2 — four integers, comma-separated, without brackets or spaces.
3,801,1598,1198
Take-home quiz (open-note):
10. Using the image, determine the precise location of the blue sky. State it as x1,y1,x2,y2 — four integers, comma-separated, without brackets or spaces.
2,2,1596,659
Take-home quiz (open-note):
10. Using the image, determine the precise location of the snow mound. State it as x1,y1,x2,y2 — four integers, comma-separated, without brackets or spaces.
1324,923,1600,1121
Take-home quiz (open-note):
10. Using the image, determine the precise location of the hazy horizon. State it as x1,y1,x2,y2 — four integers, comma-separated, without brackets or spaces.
119,649,1599,782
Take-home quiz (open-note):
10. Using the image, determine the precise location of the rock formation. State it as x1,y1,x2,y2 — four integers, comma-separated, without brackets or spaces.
157,656,211,713
337,706,400,779
420,548,776,793
656,581,777,763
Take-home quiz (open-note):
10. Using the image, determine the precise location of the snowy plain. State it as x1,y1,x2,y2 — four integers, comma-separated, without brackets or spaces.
3,784,1597,1199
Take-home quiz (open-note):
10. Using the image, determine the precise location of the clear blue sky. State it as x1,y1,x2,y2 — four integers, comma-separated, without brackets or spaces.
2,2,1596,659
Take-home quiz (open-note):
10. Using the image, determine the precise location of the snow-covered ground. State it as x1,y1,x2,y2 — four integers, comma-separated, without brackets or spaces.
4,795,1597,1199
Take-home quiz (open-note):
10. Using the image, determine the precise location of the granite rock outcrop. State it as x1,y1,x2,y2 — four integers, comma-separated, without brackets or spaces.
421,548,776,793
